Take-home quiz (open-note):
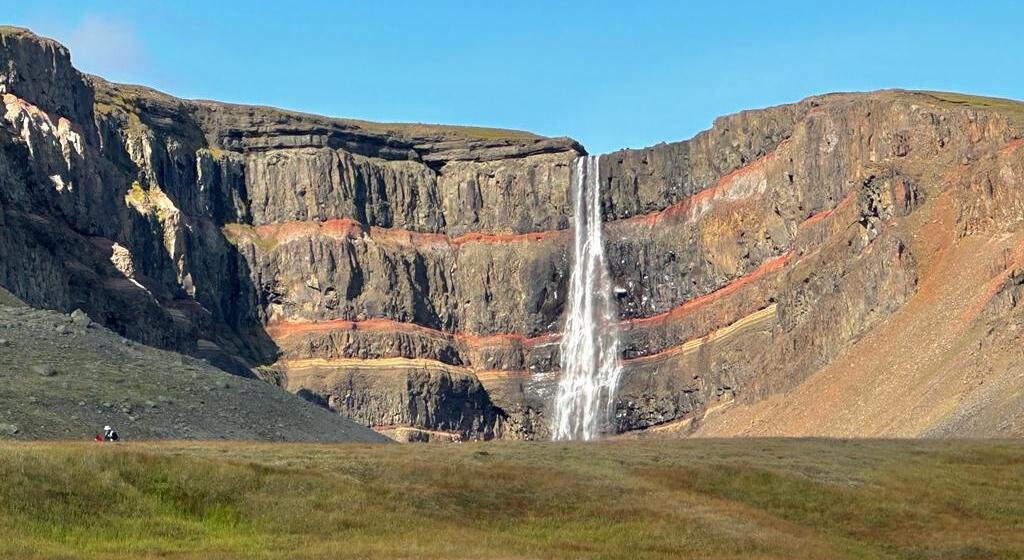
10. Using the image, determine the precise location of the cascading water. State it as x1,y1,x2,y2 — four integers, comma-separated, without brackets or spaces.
551,155,623,441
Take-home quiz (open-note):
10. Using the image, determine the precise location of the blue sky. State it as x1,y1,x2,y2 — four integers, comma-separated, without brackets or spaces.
7,1,1022,154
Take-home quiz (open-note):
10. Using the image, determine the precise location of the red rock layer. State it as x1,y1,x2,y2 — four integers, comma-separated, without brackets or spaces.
236,143,783,250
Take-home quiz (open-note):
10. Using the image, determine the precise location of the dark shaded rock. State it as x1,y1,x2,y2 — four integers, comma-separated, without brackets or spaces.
0,27,95,134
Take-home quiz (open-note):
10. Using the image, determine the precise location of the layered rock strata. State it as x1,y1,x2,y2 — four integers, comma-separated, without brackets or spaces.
3,27,1024,439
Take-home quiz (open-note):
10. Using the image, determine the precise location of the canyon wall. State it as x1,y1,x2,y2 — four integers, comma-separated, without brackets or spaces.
3,27,1024,439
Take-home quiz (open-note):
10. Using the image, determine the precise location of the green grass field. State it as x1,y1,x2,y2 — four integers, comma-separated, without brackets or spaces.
1,439,1022,559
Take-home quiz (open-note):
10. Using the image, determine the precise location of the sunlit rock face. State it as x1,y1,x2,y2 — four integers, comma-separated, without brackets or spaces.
3,26,1024,440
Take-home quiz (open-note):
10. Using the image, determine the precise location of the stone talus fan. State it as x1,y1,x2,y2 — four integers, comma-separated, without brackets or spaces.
552,155,623,441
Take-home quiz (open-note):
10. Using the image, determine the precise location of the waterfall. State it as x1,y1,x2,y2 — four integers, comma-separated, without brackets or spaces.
551,155,623,441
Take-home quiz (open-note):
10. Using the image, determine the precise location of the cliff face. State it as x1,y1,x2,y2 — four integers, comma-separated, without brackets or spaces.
3,27,1024,440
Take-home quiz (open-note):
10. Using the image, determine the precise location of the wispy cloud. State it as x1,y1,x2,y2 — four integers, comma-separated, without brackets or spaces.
63,14,147,77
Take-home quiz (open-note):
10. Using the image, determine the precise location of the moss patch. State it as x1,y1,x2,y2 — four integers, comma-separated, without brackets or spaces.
221,223,278,252
916,91,1024,129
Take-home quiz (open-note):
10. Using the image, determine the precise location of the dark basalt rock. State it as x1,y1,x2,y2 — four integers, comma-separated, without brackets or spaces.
3,27,1024,440
0,27,95,134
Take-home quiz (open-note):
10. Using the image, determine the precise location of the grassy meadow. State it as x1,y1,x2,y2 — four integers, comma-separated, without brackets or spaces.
0,439,1021,559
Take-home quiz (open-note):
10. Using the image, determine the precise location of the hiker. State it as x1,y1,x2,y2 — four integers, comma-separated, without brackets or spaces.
103,425,119,442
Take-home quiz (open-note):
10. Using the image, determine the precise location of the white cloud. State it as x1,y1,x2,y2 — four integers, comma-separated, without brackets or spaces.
63,14,147,77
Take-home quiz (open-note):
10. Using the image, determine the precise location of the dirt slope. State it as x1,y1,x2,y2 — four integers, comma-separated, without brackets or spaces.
0,290,388,442
694,189,1024,437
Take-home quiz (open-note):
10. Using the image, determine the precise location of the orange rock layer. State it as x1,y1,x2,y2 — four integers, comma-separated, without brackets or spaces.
621,251,792,329
266,178,867,377
623,145,779,228
262,141,874,377
239,143,784,250
266,249,795,355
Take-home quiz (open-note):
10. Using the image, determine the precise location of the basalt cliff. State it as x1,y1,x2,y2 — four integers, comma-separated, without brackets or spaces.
3,27,1024,440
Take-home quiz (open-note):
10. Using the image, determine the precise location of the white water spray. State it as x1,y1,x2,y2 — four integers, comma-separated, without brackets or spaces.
551,155,623,441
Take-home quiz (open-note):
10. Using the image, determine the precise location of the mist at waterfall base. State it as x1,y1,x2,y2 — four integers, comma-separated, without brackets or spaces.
551,156,623,441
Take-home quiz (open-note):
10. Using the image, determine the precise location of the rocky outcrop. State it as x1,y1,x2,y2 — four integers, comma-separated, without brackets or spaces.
0,27,94,132
3,27,1024,439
